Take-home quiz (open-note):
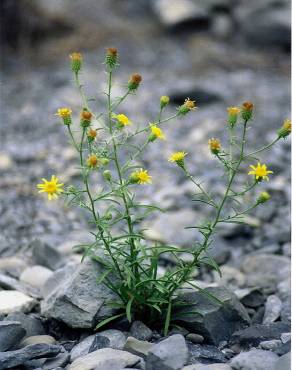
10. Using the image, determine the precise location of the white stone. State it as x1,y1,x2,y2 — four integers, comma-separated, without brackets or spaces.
20,265,53,289
0,291,36,315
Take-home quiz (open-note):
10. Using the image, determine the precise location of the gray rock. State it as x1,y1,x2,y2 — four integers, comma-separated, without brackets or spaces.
5,312,45,338
182,364,231,370
130,321,153,341
41,260,120,328
273,352,291,370
0,290,36,315
186,333,204,344
42,351,70,369
281,333,291,344
69,348,144,370
146,334,188,370
260,339,282,351
175,287,250,345
236,288,265,308
0,257,27,278
231,322,291,349
263,295,282,324
230,349,278,370
0,321,26,351
0,273,40,298
213,266,246,289
19,335,56,348
0,343,62,370
188,343,226,364
20,265,53,289
70,330,126,362
31,239,65,270
124,336,153,358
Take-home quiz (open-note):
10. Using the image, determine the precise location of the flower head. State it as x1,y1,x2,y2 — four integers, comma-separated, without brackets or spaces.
69,52,82,73
149,124,166,141
178,98,197,115
87,154,99,168
208,138,221,154
227,106,240,126
80,109,92,128
278,119,291,139
113,113,132,128
257,191,271,204
128,73,142,91
168,151,187,167
130,169,152,184
87,128,97,142
160,95,170,109
106,47,118,69
55,107,72,125
248,162,273,181
241,101,254,121
37,175,64,201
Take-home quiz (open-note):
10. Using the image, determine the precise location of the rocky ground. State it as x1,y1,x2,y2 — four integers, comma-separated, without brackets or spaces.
0,0,291,369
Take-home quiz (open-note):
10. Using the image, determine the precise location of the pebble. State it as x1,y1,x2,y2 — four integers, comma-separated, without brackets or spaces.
0,290,36,315
281,332,291,344
124,336,153,358
230,348,279,370
263,295,282,324
0,321,26,351
182,364,232,370
130,321,153,341
259,339,282,351
5,312,45,337
20,265,53,289
186,333,204,344
19,335,56,348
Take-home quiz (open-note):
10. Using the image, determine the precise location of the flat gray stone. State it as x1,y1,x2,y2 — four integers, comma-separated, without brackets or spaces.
0,290,36,315
19,335,56,348
69,348,144,370
263,295,282,324
186,333,204,344
273,352,291,370
146,334,188,370
5,312,45,337
183,364,232,370
124,336,153,358
41,260,120,328
0,321,26,351
30,239,65,270
20,265,53,289
130,321,153,341
175,286,250,345
230,349,278,370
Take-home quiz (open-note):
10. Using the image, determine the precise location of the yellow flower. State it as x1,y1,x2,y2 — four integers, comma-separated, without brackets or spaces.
208,138,221,154
149,124,166,141
160,95,170,108
227,107,241,116
278,119,291,138
248,162,273,181
87,154,99,168
283,119,291,131
113,113,132,127
69,52,82,62
37,175,64,201
168,151,187,163
178,98,197,115
55,108,72,118
130,169,152,184
69,53,82,73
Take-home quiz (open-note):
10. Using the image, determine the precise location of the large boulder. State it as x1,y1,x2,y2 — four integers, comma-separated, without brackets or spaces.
41,260,120,329
230,349,279,370
175,287,250,345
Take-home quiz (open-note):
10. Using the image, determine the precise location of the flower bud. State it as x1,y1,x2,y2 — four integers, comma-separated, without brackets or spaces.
227,107,240,127
128,73,142,91
257,191,271,204
160,95,170,109
69,53,82,74
87,154,98,168
178,98,196,115
241,101,254,121
208,138,221,155
103,170,112,181
55,108,72,126
80,109,92,128
105,47,118,69
87,128,97,142
278,119,291,139
104,211,112,220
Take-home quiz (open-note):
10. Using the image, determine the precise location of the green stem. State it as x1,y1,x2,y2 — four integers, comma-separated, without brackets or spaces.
243,137,279,159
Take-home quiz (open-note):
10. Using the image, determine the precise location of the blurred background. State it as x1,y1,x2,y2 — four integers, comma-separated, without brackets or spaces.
0,0,291,270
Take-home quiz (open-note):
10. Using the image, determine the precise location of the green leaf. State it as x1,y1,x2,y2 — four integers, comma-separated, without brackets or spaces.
163,301,172,336
95,313,125,331
126,296,134,323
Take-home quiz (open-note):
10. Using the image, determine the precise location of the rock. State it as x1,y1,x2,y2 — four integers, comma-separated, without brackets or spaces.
19,335,56,348
281,333,291,344
41,260,120,328
124,336,153,358
263,295,282,324
0,257,27,278
273,352,291,370
152,0,209,30
0,343,62,370
30,239,65,270
130,321,153,341
69,348,144,370
235,288,265,308
186,333,204,344
231,322,290,349
213,266,246,289
175,287,250,345
0,321,26,351
0,273,40,298
259,339,282,351
188,343,226,364
241,254,290,291
230,349,278,370
0,290,36,315
42,351,70,369
182,364,232,370
70,330,126,362
274,341,291,356
20,265,53,289
5,312,45,337
146,334,188,370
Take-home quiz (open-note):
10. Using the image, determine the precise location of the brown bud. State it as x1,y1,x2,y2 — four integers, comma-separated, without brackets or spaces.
106,48,118,57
